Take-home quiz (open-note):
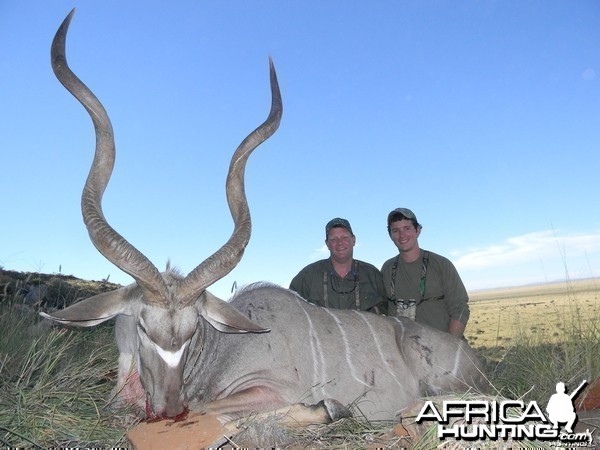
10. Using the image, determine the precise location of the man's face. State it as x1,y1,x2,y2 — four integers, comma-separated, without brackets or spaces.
326,227,355,261
389,219,420,253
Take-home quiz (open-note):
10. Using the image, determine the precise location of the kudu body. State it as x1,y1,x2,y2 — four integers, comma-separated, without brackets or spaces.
42,10,488,437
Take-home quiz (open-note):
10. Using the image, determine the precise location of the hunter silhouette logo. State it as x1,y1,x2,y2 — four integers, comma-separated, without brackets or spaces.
546,380,586,433
415,379,595,446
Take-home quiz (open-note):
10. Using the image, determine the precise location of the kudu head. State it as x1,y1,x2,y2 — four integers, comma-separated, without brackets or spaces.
40,10,282,419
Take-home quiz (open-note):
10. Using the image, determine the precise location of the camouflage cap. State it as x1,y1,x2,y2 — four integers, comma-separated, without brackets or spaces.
325,218,353,237
387,208,419,226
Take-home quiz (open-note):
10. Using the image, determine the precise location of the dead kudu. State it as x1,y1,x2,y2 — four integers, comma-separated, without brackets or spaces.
42,10,488,445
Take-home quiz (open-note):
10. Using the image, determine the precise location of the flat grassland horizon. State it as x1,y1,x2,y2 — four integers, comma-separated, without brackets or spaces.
465,277,599,348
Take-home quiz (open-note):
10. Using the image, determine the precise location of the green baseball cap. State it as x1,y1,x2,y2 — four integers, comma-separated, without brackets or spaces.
325,218,353,237
387,208,418,225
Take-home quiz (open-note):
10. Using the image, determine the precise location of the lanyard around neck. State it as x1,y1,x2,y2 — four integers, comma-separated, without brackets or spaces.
322,260,360,309
390,251,429,303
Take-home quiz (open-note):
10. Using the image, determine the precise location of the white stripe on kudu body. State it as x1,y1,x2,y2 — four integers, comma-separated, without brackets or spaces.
354,311,404,389
323,308,371,388
299,303,329,397
41,10,489,443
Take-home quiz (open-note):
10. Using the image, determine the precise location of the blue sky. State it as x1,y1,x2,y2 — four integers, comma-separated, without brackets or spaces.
1,1,599,300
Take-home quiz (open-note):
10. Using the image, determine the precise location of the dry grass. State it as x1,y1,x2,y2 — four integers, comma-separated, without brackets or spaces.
0,283,137,447
467,278,600,408
467,277,599,349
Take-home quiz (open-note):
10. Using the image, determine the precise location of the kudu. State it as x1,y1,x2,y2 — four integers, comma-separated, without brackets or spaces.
42,10,488,442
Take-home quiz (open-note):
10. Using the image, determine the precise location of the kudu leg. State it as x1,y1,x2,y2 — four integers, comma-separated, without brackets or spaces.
213,399,352,447
197,385,351,423
223,398,352,430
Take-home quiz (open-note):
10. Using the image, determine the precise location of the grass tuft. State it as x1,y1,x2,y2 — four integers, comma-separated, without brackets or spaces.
0,296,136,447
485,284,600,404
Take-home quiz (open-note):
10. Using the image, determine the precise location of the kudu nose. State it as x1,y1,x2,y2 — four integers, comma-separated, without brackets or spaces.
164,395,189,419
161,401,189,420
146,391,188,420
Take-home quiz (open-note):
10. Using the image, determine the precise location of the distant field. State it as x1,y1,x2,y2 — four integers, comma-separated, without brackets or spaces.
465,278,599,348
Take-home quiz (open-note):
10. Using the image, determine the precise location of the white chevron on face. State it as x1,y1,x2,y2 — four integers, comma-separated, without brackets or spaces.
154,341,188,368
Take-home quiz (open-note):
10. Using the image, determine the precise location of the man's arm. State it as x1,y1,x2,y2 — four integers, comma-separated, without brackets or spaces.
448,318,466,337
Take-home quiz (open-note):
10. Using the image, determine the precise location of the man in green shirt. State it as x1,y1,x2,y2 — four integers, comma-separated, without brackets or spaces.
382,208,470,336
290,218,388,314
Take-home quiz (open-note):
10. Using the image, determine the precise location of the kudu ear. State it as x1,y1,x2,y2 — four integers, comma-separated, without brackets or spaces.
39,287,131,327
200,291,270,334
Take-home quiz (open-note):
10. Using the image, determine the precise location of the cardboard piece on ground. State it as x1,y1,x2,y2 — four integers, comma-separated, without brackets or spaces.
127,412,226,449
576,378,600,412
